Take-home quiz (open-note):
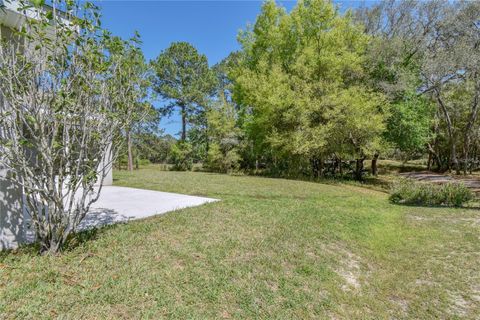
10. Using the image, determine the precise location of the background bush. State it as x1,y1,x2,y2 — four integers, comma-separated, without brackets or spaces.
170,141,193,171
137,158,151,167
205,142,241,173
390,179,473,207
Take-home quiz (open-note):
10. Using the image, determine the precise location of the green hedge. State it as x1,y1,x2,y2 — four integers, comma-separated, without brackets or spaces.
390,179,473,207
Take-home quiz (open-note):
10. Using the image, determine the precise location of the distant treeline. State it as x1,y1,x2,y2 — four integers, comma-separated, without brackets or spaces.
122,0,480,180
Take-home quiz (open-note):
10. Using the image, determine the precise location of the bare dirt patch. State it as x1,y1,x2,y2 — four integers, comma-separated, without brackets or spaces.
408,215,480,226
447,291,469,317
322,243,365,292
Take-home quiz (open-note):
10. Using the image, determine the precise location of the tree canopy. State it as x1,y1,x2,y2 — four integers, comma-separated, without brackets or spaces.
231,0,388,178
152,42,217,142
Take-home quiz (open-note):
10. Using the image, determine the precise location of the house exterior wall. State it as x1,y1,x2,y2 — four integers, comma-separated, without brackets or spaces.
102,145,113,186
0,20,26,250
95,143,113,186
0,168,25,250
101,165,114,186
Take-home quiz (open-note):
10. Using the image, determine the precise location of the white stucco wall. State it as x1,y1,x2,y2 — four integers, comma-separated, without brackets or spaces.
1,5,27,250
102,166,113,186
96,144,113,186
0,22,24,250
0,168,26,250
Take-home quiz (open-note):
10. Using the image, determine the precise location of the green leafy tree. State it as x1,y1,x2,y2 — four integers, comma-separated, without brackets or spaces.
233,0,388,179
170,141,193,171
106,34,154,171
355,0,437,173
152,42,217,142
203,55,243,172
135,133,176,164
205,91,242,173
385,93,434,161
421,1,480,173
358,0,480,174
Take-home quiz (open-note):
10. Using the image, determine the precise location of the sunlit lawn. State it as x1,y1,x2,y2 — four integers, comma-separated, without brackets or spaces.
1,165,479,318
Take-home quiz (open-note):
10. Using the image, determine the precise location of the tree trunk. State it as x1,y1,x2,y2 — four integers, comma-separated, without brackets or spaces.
181,105,187,142
42,238,62,255
355,157,366,181
462,144,469,175
334,157,340,175
431,113,441,171
462,90,479,175
127,129,133,172
371,153,379,176
451,143,460,175
311,158,319,178
427,151,432,171
427,142,442,172
435,91,459,174
39,226,65,255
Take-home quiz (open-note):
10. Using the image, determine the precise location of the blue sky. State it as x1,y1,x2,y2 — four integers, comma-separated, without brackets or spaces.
96,0,371,137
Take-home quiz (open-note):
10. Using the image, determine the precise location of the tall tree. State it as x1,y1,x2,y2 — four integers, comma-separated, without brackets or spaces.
358,0,480,173
384,93,434,161
421,1,480,174
107,34,154,171
202,54,243,172
355,0,441,171
152,42,217,142
205,85,242,173
233,0,388,180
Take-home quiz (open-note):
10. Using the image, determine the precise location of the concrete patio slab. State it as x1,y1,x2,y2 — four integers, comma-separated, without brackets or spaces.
79,186,218,230
2,186,218,250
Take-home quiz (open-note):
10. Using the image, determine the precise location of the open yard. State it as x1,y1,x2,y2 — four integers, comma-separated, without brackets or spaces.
1,166,479,318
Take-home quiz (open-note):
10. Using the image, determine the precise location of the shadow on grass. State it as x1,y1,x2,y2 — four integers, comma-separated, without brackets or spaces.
0,242,40,260
389,200,480,210
378,165,427,174
63,223,121,252
319,176,391,191
393,203,480,210
0,223,122,258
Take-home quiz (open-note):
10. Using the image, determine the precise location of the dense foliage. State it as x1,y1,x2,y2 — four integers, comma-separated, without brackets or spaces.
357,0,480,173
115,0,480,181
106,34,155,172
21,0,474,182
231,0,388,180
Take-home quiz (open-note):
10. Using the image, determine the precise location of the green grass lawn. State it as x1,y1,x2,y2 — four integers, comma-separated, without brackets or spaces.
1,166,479,318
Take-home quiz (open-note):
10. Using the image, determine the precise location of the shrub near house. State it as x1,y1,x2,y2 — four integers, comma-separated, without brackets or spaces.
0,0,143,253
